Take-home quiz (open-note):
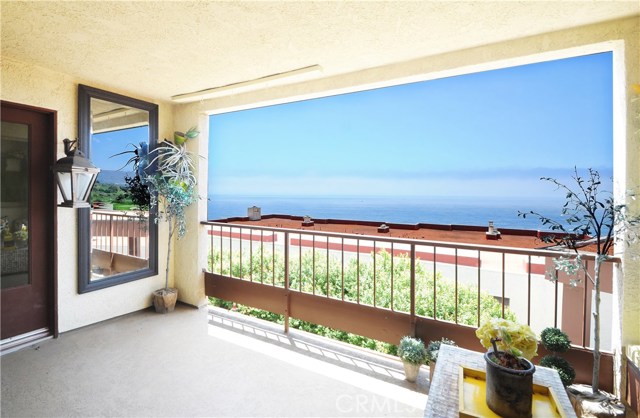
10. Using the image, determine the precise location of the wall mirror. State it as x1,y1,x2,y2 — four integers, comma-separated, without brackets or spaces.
78,85,158,293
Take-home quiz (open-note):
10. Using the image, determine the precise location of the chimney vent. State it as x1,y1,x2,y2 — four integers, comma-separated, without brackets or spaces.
248,206,261,221
486,221,501,240
378,224,390,233
302,215,314,227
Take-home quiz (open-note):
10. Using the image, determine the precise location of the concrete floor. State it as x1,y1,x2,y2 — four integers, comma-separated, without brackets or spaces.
1,305,429,417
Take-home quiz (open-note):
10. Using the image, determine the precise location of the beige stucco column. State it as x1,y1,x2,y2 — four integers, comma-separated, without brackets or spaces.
617,16,640,397
171,107,210,307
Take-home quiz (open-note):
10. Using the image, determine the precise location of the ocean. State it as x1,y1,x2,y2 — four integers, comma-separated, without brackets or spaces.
207,195,565,231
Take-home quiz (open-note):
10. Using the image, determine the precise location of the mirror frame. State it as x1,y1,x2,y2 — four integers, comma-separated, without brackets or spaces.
77,84,158,293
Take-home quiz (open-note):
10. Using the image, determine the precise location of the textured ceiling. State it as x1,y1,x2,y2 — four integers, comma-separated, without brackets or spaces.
2,1,639,102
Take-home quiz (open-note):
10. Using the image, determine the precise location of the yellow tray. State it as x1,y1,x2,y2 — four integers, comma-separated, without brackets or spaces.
458,366,568,418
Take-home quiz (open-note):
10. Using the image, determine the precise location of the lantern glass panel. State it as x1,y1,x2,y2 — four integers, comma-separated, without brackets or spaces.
56,172,73,201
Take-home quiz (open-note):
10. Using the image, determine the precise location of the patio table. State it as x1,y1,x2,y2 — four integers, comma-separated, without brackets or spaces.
424,344,577,417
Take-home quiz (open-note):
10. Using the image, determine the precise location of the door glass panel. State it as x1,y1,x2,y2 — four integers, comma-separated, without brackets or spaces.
89,98,150,281
1,121,29,288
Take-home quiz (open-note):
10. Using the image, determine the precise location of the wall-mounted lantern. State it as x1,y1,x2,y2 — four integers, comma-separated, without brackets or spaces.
52,138,100,208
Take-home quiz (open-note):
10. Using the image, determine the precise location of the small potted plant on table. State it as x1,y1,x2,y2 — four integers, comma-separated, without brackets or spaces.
476,318,538,418
398,336,428,383
426,338,457,379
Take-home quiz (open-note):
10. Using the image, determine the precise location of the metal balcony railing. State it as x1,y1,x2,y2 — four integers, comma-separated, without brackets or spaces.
91,210,149,259
202,221,618,347
201,220,620,391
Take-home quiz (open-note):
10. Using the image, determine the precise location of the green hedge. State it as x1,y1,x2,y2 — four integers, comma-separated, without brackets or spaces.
208,245,515,354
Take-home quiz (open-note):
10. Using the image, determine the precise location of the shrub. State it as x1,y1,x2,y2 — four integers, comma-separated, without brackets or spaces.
208,245,520,357
426,338,457,364
208,247,516,327
540,327,571,353
209,297,397,355
539,327,575,386
540,355,576,386
398,336,428,365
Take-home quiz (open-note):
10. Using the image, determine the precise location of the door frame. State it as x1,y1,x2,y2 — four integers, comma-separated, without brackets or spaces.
1,100,58,342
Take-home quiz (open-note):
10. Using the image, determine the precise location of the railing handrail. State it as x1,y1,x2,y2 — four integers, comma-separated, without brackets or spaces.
201,220,620,262
93,209,149,219
91,209,149,259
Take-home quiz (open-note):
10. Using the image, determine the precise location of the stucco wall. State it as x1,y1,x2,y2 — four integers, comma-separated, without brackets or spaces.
175,15,639,392
1,57,174,332
168,110,210,308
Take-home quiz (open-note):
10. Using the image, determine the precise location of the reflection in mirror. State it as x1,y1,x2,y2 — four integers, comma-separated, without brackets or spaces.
89,98,150,280
78,85,158,293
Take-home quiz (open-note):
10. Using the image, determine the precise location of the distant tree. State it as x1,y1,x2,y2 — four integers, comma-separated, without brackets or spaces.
124,174,150,210
111,142,151,211
113,193,126,204
90,182,127,204
519,167,639,394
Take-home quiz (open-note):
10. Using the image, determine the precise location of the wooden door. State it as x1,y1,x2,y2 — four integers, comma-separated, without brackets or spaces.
1,101,55,342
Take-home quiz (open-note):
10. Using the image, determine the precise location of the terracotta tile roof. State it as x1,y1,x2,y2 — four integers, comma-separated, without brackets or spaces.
215,214,581,250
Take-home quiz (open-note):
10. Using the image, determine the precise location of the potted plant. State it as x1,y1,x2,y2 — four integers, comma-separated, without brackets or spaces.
145,127,200,313
476,318,538,418
398,336,428,382
539,327,575,387
520,168,639,413
1,217,9,248
426,338,456,379
3,230,14,248
14,224,28,248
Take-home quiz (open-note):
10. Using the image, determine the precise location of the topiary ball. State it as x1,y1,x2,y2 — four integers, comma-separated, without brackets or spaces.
540,355,576,386
540,327,571,353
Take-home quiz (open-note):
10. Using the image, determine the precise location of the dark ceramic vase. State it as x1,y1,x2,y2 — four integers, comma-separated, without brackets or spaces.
484,351,535,418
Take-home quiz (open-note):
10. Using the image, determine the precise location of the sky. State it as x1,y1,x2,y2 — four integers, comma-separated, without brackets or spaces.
92,126,149,172
208,52,613,199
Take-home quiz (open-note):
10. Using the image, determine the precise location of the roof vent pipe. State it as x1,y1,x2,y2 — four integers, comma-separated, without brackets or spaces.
486,220,501,240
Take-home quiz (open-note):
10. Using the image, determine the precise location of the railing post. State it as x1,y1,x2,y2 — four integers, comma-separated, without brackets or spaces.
284,231,290,333
410,243,416,337
109,214,114,254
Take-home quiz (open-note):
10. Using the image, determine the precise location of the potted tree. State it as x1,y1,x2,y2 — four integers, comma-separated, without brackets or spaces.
520,168,639,413
476,318,538,418
145,127,200,313
398,336,428,383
